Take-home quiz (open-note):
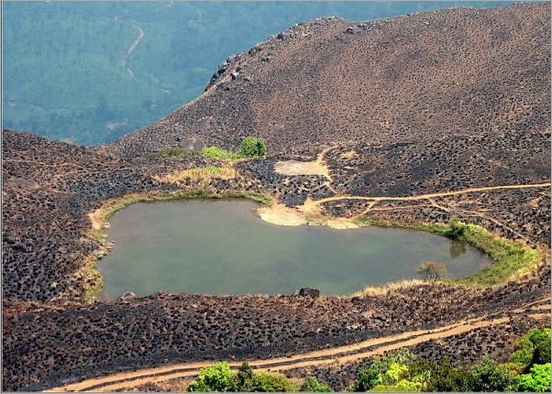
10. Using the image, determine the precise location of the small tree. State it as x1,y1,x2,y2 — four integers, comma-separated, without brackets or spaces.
529,328,551,365
415,261,447,281
236,362,254,391
445,217,467,239
510,328,551,370
240,136,267,158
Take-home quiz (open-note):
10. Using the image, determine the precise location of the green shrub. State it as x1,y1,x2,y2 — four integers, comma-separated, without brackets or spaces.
188,362,237,392
470,357,520,392
409,358,473,392
510,328,551,370
349,350,419,391
529,328,551,364
510,336,536,370
240,136,267,157
349,361,384,391
299,376,332,392
519,363,551,392
248,371,294,392
445,217,467,239
235,362,254,391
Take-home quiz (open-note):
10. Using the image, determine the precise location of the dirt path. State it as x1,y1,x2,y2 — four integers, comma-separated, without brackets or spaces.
257,182,550,228
119,24,144,71
315,183,551,205
44,298,550,392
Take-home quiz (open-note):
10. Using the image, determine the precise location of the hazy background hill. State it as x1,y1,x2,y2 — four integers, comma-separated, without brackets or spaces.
2,1,512,146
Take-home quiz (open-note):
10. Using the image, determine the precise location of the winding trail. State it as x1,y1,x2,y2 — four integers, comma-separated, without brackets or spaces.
315,183,551,205
44,297,550,392
120,23,144,76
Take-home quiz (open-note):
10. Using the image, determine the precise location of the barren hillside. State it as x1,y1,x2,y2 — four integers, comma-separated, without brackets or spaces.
109,3,550,158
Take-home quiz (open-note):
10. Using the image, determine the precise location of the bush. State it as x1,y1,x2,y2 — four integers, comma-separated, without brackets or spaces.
349,350,418,391
299,376,332,392
415,261,447,281
445,217,467,239
510,328,551,370
470,357,519,392
188,362,237,392
529,328,551,364
240,136,267,157
519,363,551,392
409,358,473,392
248,371,294,392
235,362,254,391
509,336,536,370
349,362,384,391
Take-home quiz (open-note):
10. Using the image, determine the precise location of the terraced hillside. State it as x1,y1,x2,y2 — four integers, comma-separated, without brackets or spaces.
2,3,550,392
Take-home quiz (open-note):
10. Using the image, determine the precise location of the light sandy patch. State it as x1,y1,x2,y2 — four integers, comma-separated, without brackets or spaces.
296,196,321,216
274,160,329,177
257,198,358,229
88,210,104,231
256,203,307,226
325,219,359,229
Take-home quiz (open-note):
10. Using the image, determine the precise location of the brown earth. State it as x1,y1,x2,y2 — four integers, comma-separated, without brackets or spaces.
2,3,550,392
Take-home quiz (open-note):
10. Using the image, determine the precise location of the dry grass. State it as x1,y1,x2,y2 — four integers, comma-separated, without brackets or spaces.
153,166,236,185
354,279,430,297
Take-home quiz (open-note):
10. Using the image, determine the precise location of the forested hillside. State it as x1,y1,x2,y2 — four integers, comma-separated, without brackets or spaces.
3,1,509,145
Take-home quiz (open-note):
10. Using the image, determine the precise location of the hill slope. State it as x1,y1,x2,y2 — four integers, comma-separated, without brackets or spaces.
109,3,550,158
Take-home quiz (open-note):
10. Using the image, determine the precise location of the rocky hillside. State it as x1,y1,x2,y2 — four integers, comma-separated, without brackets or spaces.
109,3,550,159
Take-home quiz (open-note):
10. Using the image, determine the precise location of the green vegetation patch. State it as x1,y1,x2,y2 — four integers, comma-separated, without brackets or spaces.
184,328,551,392
356,217,541,287
201,146,242,160
201,136,268,161
186,361,330,392
347,335,552,392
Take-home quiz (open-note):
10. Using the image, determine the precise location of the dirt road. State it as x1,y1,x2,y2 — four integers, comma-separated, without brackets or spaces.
45,297,550,392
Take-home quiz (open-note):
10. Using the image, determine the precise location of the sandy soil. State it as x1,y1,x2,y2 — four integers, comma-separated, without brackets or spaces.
256,200,359,229
274,147,332,180
274,160,328,177
256,203,307,226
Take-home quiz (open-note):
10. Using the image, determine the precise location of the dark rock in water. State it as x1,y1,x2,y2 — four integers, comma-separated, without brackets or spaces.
118,292,136,300
299,288,320,298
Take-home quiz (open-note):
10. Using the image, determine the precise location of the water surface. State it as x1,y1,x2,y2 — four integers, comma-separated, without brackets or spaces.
98,200,491,299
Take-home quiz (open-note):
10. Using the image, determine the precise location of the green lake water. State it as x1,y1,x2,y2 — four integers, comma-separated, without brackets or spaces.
97,200,491,299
